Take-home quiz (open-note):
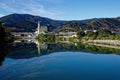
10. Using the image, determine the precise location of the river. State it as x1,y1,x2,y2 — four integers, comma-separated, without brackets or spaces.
0,40,120,80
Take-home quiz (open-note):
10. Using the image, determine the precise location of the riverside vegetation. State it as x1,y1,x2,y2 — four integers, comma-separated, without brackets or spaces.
0,22,13,43
0,22,13,66
36,29,120,43
77,29,120,41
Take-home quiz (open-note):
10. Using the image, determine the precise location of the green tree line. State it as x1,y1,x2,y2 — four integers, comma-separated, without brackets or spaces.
36,33,55,43
77,29,120,41
0,22,13,43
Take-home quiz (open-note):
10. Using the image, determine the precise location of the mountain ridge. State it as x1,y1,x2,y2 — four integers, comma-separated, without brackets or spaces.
0,13,68,32
0,13,120,32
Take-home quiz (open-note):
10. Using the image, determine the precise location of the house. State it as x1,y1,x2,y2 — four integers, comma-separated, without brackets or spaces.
55,31,77,38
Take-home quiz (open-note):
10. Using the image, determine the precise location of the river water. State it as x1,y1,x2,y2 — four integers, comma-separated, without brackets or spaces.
0,40,120,80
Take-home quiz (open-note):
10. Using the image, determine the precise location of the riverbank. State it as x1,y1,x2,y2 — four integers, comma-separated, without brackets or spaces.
87,40,120,46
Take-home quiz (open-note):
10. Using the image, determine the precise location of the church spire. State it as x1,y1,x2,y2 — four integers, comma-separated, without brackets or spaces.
37,21,40,34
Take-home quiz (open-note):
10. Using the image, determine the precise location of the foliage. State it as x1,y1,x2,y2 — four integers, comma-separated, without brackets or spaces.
47,33,55,42
0,22,14,43
77,30,85,39
0,22,13,66
37,34,47,42
37,33,55,43
0,22,5,42
77,29,120,41
115,35,120,40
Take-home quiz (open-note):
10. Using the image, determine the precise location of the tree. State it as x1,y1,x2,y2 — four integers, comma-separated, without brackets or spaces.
37,34,47,42
97,29,114,39
86,31,95,37
77,30,85,39
0,22,5,41
47,33,55,42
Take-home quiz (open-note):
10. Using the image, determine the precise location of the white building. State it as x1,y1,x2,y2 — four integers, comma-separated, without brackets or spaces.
35,21,48,35
56,32,77,38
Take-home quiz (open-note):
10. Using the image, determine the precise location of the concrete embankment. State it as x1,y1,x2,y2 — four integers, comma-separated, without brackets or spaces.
87,40,120,46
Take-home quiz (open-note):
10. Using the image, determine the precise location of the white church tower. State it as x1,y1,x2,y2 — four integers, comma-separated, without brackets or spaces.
37,21,41,34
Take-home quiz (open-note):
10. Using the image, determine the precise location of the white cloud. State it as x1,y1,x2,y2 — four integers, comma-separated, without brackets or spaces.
0,3,16,12
0,0,63,19
43,0,63,3
24,2,57,16
0,14,5,17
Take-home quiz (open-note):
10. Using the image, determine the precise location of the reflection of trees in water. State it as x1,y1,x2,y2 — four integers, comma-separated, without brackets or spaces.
7,43,38,59
6,42,78,59
0,22,13,66
0,41,11,66
85,44,120,55
58,42,120,55
38,42,120,56
1,40,120,66
1,38,120,66
5,41,120,60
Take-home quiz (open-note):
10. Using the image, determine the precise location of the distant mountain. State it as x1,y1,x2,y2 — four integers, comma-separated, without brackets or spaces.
55,18,120,32
0,14,68,32
0,13,120,32
116,17,120,21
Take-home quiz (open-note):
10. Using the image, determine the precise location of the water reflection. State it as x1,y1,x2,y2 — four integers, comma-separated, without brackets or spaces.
6,40,120,59
0,41,11,66
1,39,120,66
6,40,76,59
1,40,120,80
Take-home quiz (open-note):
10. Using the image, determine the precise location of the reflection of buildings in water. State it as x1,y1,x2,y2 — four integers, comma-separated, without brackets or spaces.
13,39,34,46
13,39,48,55
35,41,48,55
13,40,77,55
6,40,120,60
74,43,77,46
37,42,40,55
6,39,49,59
10,40,78,59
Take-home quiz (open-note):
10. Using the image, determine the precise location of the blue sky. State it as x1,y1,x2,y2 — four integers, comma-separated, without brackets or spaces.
0,0,120,20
